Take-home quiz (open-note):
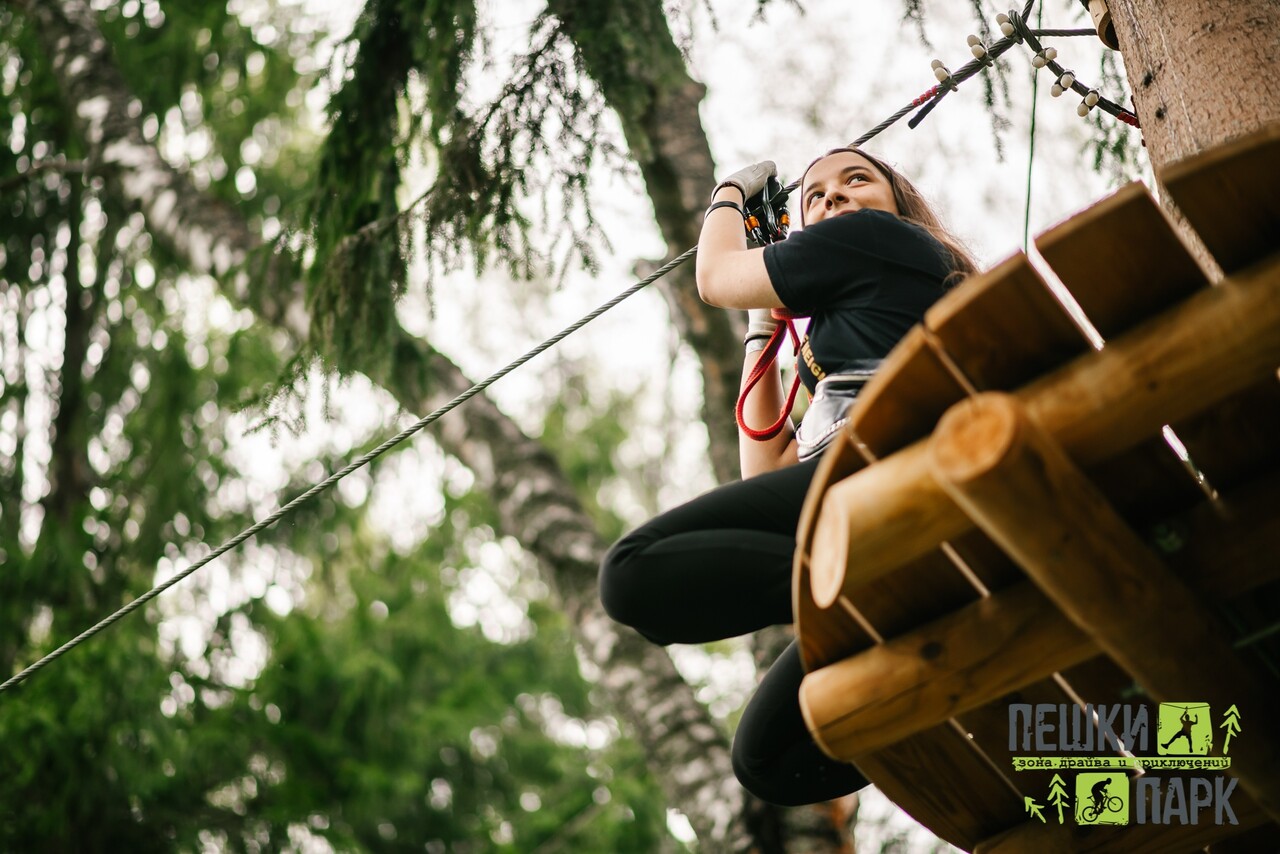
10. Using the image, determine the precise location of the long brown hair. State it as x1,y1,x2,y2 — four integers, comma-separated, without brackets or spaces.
799,147,979,288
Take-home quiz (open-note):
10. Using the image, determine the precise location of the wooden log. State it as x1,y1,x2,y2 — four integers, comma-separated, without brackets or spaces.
930,392,1280,822
803,462,1280,761
809,443,968,608
1017,256,1280,460
801,582,1098,760
793,430,872,671
807,251,1280,609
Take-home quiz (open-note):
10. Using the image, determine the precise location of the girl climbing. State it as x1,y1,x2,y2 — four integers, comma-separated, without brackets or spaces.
598,148,978,805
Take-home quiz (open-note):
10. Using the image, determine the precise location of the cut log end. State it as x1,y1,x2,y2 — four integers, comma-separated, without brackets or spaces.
810,501,851,608
930,393,1025,486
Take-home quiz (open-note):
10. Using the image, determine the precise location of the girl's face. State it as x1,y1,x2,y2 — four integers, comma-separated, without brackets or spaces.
801,151,899,224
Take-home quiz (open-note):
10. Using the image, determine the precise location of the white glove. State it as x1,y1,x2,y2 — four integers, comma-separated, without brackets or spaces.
745,307,778,343
716,161,777,201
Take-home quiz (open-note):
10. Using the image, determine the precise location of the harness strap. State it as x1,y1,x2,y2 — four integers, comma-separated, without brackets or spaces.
735,310,804,441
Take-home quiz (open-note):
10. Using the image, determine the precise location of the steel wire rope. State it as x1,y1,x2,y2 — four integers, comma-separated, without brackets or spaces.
6,0,1134,695
1,247,699,694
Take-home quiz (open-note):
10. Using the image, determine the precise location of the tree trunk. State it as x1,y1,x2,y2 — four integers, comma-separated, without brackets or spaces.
1111,0,1279,168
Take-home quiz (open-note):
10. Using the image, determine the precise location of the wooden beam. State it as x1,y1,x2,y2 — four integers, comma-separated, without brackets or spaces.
793,430,871,671
801,582,1098,759
853,728,1027,851
801,464,1280,759
930,392,1280,822
1036,183,1207,338
1162,466,1280,600
1158,121,1280,274
806,251,1280,610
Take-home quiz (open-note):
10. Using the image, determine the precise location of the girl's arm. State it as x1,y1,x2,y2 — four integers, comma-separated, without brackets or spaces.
695,185,784,309
737,350,799,477
697,163,799,476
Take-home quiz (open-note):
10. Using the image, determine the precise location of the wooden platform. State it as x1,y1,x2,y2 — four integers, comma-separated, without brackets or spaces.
792,122,1280,852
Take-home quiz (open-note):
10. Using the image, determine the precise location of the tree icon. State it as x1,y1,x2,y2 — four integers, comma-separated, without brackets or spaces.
1048,774,1070,824
1220,704,1242,755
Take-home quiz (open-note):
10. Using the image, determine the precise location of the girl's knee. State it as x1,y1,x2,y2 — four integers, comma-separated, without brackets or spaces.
731,739,803,807
598,534,657,632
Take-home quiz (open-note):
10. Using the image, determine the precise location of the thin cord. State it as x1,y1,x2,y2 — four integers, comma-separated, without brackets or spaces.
0,248,693,694
1023,2,1043,250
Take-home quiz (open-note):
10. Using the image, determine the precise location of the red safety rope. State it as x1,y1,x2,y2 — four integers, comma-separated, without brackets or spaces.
735,309,804,441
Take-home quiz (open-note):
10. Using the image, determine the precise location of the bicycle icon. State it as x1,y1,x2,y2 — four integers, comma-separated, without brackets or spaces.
1082,794,1124,823
1074,772,1129,825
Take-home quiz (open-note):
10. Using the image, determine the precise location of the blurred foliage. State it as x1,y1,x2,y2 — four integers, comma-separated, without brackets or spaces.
0,0,671,849
305,1,625,378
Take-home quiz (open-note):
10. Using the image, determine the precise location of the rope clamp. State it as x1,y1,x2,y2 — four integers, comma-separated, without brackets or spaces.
1077,89,1101,117
742,176,790,246
1051,70,1076,97
1031,46,1058,69
966,35,995,67
931,60,958,92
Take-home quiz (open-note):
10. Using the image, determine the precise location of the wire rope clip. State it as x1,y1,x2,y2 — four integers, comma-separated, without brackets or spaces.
743,176,790,246
1030,46,1058,69
1051,70,1075,97
1077,89,1101,117
931,59,958,91
966,35,995,67
996,12,1017,39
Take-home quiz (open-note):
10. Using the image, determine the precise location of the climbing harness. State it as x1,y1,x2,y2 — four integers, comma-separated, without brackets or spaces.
1,1,1139,694
736,308,803,442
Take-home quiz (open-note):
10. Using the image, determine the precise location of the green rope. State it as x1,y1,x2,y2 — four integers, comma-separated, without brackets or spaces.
1023,2,1044,251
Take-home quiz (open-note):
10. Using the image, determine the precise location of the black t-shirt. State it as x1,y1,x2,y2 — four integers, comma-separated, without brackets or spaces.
762,209,951,393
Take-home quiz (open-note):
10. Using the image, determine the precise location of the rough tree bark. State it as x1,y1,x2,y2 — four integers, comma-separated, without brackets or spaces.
1109,0,1278,268
1111,0,1279,170
24,0,762,848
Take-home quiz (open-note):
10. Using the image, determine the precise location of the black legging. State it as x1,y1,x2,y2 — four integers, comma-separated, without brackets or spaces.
598,457,869,806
